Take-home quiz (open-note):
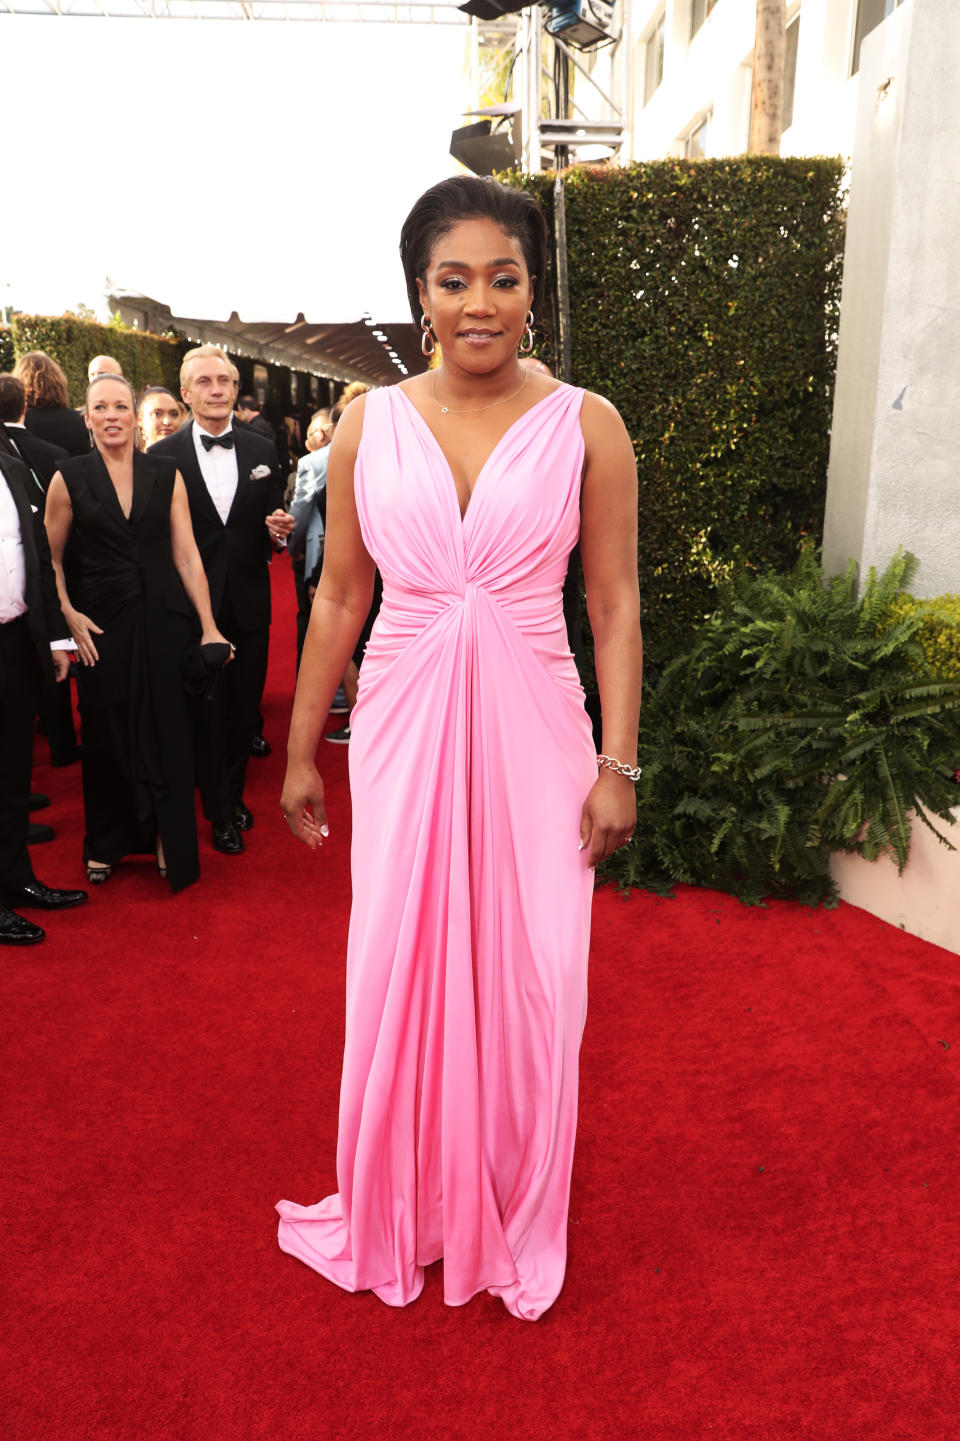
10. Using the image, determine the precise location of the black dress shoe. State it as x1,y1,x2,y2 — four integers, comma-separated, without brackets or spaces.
235,802,254,832
0,905,45,945
212,823,244,855
29,793,51,811
27,822,56,844
4,881,88,911
250,733,272,758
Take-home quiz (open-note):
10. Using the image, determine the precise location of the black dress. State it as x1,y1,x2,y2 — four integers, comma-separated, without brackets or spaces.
60,449,200,891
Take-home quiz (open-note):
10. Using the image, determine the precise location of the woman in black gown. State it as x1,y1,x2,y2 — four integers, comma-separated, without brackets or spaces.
45,374,232,891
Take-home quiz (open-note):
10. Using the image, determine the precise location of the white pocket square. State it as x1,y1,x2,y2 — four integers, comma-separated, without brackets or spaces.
250,464,271,481
31,504,39,513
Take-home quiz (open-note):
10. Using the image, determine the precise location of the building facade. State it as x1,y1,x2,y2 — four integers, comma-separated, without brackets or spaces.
631,0,906,160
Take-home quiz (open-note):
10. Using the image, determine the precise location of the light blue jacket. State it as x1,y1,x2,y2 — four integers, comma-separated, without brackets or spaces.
288,448,328,578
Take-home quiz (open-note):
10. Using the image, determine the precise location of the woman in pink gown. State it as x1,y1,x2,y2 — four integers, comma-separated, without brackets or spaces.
278,178,643,1321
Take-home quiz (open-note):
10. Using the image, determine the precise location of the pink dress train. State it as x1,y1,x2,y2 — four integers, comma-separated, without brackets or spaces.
277,383,597,1320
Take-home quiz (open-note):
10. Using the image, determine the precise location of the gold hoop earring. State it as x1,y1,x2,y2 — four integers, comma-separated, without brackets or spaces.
519,311,535,354
420,316,435,357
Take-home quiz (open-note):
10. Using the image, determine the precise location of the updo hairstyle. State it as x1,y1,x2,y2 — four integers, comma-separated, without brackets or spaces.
137,384,179,414
399,177,548,330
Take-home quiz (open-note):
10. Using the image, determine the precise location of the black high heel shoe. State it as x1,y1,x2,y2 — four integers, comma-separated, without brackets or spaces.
85,861,113,884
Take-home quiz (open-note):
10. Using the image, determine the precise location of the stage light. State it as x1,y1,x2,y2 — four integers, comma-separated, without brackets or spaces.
450,105,521,176
545,0,616,49
457,0,528,19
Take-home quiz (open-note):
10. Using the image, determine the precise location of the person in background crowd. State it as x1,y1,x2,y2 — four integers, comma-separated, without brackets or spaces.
288,408,331,668
234,383,277,759
88,355,123,383
0,373,78,770
149,345,293,855
0,374,67,489
44,374,232,890
0,431,87,945
283,409,303,461
14,352,90,457
137,386,183,450
316,387,378,747
235,394,274,442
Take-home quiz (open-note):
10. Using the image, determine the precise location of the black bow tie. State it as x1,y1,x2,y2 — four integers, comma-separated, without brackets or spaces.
200,431,235,451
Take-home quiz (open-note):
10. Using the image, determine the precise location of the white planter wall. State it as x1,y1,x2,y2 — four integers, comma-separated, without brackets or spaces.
829,805,960,954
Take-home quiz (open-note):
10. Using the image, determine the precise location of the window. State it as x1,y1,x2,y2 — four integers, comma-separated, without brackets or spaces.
684,111,712,159
690,0,719,42
782,15,800,131
644,11,665,105
851,0,904,75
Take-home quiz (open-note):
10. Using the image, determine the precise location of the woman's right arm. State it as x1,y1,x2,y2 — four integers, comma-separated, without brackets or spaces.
44,472,104,667
281,398,376,849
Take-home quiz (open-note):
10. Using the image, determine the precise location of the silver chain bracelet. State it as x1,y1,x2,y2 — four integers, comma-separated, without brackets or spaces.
596,754,642,783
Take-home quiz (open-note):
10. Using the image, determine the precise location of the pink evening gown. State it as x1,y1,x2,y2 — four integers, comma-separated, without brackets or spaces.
276,382,598,1321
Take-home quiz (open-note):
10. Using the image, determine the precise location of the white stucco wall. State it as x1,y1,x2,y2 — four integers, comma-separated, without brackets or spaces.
823,0,960,596
630,0,861,161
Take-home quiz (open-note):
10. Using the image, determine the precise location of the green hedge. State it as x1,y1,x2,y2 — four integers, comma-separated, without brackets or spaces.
0,327,15,373
8,313,184,404
508,158,846,672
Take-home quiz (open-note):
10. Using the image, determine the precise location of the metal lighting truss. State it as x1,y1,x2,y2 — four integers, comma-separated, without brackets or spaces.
511,4,630,170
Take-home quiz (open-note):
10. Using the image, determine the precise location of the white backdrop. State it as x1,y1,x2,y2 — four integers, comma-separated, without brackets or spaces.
1,15,467,323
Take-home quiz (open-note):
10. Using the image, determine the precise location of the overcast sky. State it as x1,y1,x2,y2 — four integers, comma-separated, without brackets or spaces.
1,13,468,325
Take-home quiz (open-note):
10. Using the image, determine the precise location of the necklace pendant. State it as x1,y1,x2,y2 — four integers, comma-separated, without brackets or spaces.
441,406,448,415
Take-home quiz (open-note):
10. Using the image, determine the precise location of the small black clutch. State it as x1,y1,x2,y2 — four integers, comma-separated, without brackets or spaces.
183,642,233,699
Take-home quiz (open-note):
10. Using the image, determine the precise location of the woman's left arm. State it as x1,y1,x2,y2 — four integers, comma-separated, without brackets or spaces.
578,391,643,868
169,473,233,649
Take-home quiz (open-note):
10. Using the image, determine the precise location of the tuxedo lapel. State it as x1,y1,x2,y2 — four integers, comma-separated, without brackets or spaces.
176,423,222,530
227,427,256,525
86,447,131,530
2,427,45,496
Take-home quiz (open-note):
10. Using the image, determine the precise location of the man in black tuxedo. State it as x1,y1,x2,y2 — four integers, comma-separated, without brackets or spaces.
0,436,87,945
150,345,293,854
1,373,79,770
0,374,68,490
235,395,274,442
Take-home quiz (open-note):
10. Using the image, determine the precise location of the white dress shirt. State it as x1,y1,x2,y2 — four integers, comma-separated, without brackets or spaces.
193,422,239,524
0,474,75,649
0,474,28,623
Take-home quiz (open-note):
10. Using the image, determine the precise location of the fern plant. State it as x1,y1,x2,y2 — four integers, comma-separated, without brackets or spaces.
603,545,960,905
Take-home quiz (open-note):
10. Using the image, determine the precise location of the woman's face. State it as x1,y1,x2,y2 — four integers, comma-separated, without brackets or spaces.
417,217,535,372
86,379,136,450
139,393,181,447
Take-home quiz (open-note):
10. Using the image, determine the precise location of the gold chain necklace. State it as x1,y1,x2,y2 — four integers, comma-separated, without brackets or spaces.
431,367,528,416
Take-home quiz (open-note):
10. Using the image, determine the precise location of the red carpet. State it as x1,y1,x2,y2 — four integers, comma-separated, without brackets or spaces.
3,560,959,1440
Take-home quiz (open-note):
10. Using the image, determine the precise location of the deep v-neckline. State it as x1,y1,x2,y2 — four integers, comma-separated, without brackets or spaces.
395,384,567,524
91,448,135,524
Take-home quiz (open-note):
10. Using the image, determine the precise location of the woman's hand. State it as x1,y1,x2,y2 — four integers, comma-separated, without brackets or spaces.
66,607,103,667
579,770,637,869
281,760,329,850
200,626,236,664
